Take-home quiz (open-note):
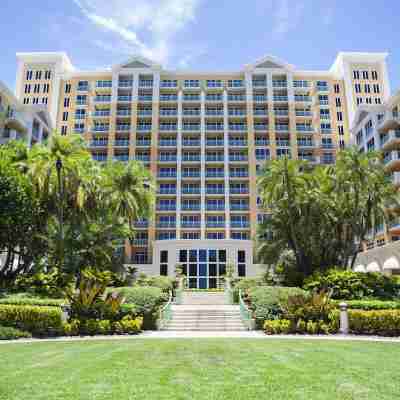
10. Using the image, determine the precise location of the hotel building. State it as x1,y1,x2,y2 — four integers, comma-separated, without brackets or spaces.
0,81,52,147
351,89,400,251
14,51,391,286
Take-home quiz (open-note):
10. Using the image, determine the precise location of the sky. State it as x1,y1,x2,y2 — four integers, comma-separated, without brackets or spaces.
1,0,400,92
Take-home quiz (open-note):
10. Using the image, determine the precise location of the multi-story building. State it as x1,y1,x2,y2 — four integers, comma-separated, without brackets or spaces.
0,81,52,147
351,89,400,251
14,51,391,286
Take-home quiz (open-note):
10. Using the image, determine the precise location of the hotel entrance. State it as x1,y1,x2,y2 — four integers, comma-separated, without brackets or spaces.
178,249,226,289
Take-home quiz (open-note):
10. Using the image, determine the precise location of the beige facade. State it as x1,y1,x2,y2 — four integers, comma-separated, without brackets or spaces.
0,81,52,147
14,51,391,282
351,90,400,251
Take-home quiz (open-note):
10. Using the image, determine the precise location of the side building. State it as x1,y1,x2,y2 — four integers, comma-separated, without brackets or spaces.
351,90,400,252
14,51,391,286
0,81,52,147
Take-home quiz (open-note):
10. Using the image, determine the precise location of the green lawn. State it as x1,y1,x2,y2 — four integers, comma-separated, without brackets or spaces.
0,339,399,400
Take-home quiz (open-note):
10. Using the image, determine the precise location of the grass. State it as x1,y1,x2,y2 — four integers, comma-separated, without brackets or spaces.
0,339,399,400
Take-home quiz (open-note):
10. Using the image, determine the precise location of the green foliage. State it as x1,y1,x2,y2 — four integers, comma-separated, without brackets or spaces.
333,299,400,310
264,319,292,334
247,286,306,327
232,278,264,303
113,315,143,334
0,305,63,336
347,310,400,336
0,325,32,340
112,286,167,329
62,319,80,336
134,276,175,293
0,295,64,307
257,148,399,282
304,269,400,300
282,291,334,324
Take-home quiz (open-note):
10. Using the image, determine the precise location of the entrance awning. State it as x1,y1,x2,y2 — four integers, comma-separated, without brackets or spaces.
383,257,400,270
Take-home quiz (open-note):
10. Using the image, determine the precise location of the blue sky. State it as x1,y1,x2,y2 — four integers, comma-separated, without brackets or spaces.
1,0,400,92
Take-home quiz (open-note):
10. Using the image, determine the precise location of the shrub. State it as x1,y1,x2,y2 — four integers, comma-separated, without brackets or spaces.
232,278,263,303
0,296,64,307
348,310,400,336
62,319,80,336
135,276,175,293
0,305,63,336
112,287,167,329
0,325,32,340
248,286,306,327
264,319,292,334
113,316,143,334
333,299,400,310
304,269,400,300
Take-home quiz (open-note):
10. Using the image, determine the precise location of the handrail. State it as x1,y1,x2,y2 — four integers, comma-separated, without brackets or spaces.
174,277,185,305
238,289,253,330
224,278,234,305
158,290,173,330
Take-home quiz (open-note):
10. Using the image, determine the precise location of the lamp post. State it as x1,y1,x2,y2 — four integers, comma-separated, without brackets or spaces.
55,157,64,271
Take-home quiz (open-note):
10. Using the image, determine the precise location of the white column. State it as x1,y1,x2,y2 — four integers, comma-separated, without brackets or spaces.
223,90,230,239
200,90,206,239
176,90,183,239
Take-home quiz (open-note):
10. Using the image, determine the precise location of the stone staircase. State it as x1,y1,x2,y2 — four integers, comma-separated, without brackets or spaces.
165,291,246,331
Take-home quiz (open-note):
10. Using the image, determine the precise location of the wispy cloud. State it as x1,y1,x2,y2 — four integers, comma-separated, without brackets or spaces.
72,0,202,66
273,0,306,35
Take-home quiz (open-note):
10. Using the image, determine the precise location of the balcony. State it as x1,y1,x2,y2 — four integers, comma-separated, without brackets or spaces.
158,172,176,178
295,96,312,103
182,188,200,195
206,188,225,195
206,124,224,132
183,95,200,102
206,171,224,178
272,80,287,88
206,205,225,211
230,172,248,178
276,140,290,147
381,130,400,150
297,140,315,148
182,171,200,178
138,110,152,117
114,155,129,162
228,80,244,88
132,239,148,247
138,95,152,102
183,124,200,132
230,204,249,211
206,94,223,102
92,110,110,117
157,222,176,228
136,139,151,147
383,150,400,168
134,220,149,228
137,125,152,132
136,155,150,162
207,81,222,88
114,140,129,147
90,141,108,147
253,95,267,102
92,126,109,133
206,139,224,147
139,80,153,88
159,139,177,147
118,95,132,102
159,124,177,132
298,155,317,163
181,204,200,211
159,155,177,162
229,155,248,162
378,111,400,133
182,155,201,162
118,80,133,88
297,125,314,133
181,221,201,228
255,138,270,146
231,222,250,228
254,124,268,131
228,95,245,102
206,221,225,228
296,110,312,117
229,140,247,147
206,110,223,116
182,139,200,147
274,110,289,116
116,124,130,132
229,124,247,131
160,81,177,88
160,109,177,116
158,188,176,195
273,95,288,102
96,81,112,88
94,96,111,103
321,142,335,149
160,94,178,102
253,80,267,88
275,125,289,132
206,155,224,162
229,110,246,117
93,154,107,162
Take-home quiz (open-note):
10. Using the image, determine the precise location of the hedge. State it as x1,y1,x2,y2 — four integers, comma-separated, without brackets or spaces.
348,310,400,336
248,286,306,328
0,305,63,336
333,299,400,310
0,325,32,340
0,297,64,307
111,287,167,329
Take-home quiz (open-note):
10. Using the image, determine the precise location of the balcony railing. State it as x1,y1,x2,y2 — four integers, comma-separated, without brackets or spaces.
206,155,224,162
114,140,129,147
229,140,247,146
118,95,132,102
159,139,177,147
183,139,201,146
206,139,224,146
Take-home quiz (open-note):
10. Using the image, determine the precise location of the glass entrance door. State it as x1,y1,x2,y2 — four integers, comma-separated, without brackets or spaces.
179,249,226,289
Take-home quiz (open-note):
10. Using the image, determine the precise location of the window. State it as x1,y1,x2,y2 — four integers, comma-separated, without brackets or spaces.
372,70,378,80
75,109,86,119
238,250,246,263
335,98,341,107
26,70,33,80
238,265,246,277
353,70,360,80
62,111,69,121
367,138,375,151
35,70,42,80
334,84,340,93
65,83,71,93
356,97,363,105
45,70,51,80
375,98,382,104
365,84,371,93
366,97,372,104
355,83,361,93
373,84,380,94
43,83,50,93
32,97,39,104
338,125,344,136
160,265,168,276
64,98,70,107
34,84,40,93
337,111,343,121
24,84,31,93
362,70,369,80
76,95,87,105
77,80,89,91
339,139,345,149
61,126,67,135
42,97,48,104
23,98,29,104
